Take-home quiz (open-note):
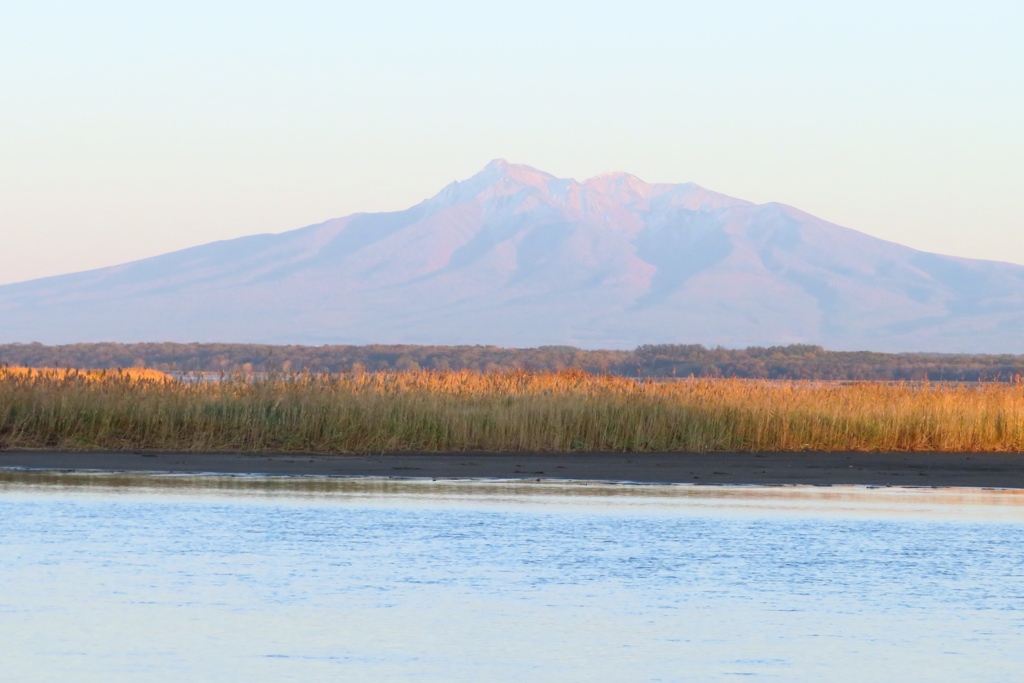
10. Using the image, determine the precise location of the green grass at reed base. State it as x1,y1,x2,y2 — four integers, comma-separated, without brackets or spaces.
3,367,1024,453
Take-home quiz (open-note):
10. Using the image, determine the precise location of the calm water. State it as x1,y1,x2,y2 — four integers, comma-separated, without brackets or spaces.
1,472,1023,682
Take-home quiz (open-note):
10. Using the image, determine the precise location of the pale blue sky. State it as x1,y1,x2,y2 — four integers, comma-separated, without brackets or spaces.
1,1,1022,284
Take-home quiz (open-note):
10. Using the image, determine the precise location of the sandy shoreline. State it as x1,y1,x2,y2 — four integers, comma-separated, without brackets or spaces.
1,450,1023,488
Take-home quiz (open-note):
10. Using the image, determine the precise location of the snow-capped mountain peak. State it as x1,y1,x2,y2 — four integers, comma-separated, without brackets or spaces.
2,160,1024,352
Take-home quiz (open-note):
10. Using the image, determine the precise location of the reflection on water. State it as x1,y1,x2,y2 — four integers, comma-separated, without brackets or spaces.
3,468,1023,520
1,470,1023,682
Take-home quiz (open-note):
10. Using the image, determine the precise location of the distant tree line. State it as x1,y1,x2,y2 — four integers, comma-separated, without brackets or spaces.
630,344,1024,381
4,342,1024,381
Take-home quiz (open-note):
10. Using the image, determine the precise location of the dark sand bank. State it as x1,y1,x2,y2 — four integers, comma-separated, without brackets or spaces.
2,451,1024,488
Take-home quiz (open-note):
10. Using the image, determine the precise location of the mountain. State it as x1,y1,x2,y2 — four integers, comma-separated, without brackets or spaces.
3,159,1024,352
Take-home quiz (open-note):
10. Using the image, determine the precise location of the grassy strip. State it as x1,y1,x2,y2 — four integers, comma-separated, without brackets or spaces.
2,367,1024,453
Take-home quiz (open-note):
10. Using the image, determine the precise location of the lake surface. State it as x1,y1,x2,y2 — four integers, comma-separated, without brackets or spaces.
1,472,1023,682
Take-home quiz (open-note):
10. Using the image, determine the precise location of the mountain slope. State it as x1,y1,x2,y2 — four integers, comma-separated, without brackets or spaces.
3,159,1024,351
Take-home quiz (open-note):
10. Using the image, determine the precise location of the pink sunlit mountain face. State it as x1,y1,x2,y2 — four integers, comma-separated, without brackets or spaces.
3,159,1024,352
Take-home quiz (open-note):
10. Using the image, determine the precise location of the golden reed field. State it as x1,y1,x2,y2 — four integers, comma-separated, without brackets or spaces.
1,366,173,382
2,366,1024,453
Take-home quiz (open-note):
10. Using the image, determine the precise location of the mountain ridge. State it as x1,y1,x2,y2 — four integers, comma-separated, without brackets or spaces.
3,159,1023,352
